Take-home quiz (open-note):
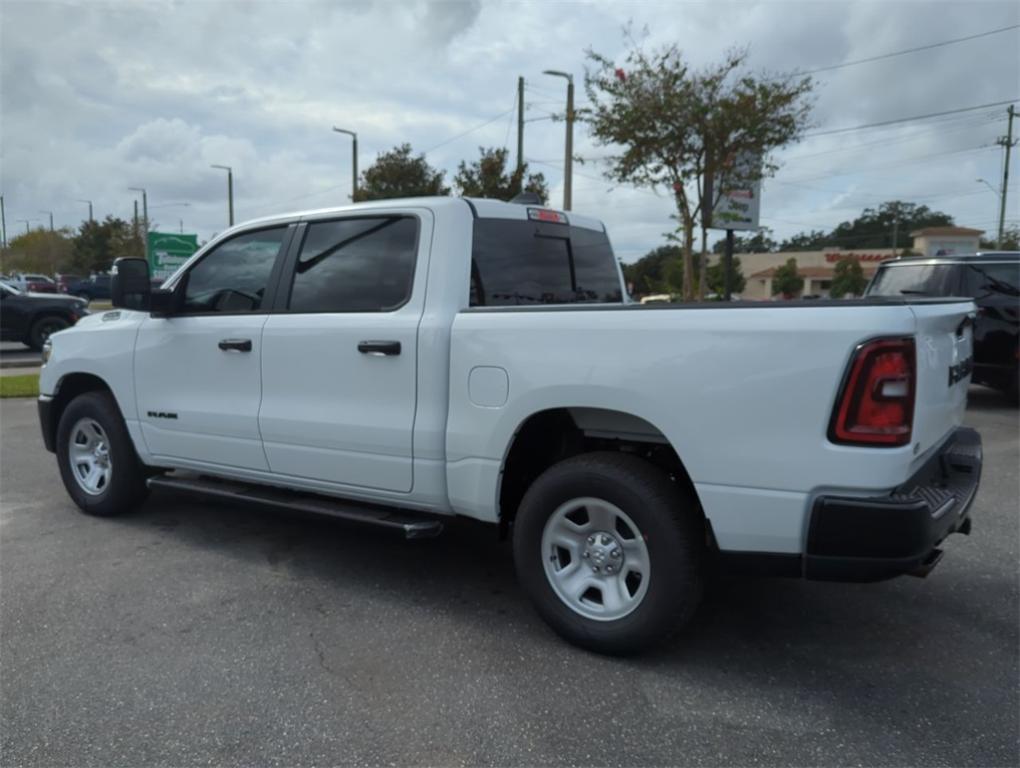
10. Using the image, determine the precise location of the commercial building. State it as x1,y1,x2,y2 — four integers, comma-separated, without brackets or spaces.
708,226,983,300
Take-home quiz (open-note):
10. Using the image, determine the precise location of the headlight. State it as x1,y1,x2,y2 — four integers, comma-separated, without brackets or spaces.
41,339,52,365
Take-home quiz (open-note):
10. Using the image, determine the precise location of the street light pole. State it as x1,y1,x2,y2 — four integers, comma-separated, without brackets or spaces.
332,127,358,201
40,210,54,231
16,218,35,235
0,194,6,249
977,178,1004,247
542,70,574,211
128,187,148,262
211,165,234,226
77,199,94,223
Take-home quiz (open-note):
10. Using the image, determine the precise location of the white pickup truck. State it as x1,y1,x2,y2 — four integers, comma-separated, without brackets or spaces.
38,197,982,653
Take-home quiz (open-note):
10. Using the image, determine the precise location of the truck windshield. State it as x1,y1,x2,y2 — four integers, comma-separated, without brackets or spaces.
470,219,623,306
866,264,958,297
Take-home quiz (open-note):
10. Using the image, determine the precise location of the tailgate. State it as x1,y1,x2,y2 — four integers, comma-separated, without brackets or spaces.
910,300,976,456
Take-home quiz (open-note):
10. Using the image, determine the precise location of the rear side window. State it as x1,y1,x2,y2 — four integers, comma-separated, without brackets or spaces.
866,264,959,297
962,263,1020,298
470,219,623,306
288,217,418,313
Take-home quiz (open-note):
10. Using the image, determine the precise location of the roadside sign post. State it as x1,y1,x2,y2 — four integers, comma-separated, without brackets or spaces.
708,151,763,301
147,232,199,282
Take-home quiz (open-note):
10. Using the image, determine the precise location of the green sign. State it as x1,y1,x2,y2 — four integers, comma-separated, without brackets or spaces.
148,232,199,281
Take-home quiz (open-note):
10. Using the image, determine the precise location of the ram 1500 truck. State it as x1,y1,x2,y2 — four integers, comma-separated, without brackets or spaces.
38,197,982,653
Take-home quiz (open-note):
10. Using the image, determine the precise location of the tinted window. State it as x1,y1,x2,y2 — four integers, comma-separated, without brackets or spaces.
866,264,958,297
182,227,286,313
962,263,1020,298
470,219,623,306
288,217,418,313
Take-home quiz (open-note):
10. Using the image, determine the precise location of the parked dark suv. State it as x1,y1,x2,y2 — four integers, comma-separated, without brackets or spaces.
0,282,90,350
866,252,1019,402
68,274,112,302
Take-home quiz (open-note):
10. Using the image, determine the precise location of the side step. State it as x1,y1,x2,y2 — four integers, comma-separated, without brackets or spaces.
147,473,444,539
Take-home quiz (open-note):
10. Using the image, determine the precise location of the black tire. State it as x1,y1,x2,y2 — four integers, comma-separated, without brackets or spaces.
513,452,703,654
55,391,149,516
27,315,69,351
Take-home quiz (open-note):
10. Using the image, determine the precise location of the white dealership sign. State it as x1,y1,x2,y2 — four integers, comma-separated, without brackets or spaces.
710,152,761,231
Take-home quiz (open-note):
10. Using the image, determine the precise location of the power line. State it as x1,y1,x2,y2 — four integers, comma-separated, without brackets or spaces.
421,107,516,155
800,24,1020,75
803,99,1018,138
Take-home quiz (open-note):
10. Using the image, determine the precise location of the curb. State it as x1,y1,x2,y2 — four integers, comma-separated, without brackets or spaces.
0,360,42,370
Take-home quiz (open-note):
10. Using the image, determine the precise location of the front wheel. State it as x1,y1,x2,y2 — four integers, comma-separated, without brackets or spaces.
27,315,69,350
513,452,704,654
55,391,149,516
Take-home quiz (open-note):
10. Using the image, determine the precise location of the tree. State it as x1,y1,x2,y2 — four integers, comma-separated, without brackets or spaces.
454,147,548,202
585,40,813,300
705,255,746,296
711,227,776,254
621,245,685,296
0,228,75,275
72,216,141,274
829,201,953,250
829,256,867,298
352,143,450,202
771,257,803,298
779,229,830,251
980,224,1020,251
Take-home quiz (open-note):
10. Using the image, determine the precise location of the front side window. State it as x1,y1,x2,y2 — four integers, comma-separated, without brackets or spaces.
181,228,286,313
288,216,418,313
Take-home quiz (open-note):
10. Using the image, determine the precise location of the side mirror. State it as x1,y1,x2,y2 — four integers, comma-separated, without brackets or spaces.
110,258,151,310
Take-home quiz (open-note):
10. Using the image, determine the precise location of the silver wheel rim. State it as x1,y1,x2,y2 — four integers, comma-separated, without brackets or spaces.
541,497,650,621
68,417,112,496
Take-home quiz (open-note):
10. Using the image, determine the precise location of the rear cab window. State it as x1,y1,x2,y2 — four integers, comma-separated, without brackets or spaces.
470,213,623,306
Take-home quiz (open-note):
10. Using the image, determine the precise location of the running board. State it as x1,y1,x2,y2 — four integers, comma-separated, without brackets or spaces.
146,473,444,539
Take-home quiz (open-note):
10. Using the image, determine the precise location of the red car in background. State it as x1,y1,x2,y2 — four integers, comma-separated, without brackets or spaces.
55,274,83,293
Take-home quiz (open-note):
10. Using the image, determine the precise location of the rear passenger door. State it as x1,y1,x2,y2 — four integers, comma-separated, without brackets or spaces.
258,211,430,493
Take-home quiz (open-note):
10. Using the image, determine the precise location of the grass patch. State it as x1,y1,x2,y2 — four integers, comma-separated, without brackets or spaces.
0,374,40,398
89,300,113,311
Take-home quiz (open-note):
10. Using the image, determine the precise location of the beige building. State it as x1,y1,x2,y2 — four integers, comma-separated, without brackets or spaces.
709,226,984,300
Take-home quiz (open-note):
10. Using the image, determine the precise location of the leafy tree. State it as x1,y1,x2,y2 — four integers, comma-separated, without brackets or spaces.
585,40,813,300
454,147,548,202
829,256,867,298
711,228,777,254
622,245,685,296
829,201,953,250
0,228,75,275
980,224,1020,251
73,216,141,274
771,257,803,297
352,143,450,202
779,229,830,251
705,255,746,296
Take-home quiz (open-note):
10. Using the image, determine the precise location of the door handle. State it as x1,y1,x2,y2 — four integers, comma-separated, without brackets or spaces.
358,340,401,356
218,338,253,352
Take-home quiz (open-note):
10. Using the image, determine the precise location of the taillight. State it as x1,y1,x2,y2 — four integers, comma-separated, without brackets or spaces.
829,337,915,447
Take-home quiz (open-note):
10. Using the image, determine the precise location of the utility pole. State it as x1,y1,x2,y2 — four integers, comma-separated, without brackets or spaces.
77,199,94,223
211,165,235,225
40,210,53,231
332,128,358,201
543,70,574,210
16,219,34,235
892,217,899,255
516,76,525,183
995,104,1015,248
0,194,6,249
133,200,139,240
129,187,148,262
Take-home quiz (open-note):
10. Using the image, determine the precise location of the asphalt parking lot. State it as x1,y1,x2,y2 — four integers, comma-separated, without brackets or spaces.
1,388,1017,767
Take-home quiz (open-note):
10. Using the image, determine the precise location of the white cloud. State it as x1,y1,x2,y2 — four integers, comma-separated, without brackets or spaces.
1,0,1017,254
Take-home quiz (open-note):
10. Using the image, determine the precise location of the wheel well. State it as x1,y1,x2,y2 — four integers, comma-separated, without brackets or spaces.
48,373,114,446
498,407,700,527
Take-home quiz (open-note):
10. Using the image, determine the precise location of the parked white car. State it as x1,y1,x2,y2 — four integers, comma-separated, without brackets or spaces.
38,197,982,652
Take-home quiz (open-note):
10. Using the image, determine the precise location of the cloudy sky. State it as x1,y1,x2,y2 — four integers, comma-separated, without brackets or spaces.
1,0,1018,261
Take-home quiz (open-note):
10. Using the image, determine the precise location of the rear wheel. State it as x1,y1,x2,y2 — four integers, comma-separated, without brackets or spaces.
56,391,149,516
27,315,69,350
513,452,703,654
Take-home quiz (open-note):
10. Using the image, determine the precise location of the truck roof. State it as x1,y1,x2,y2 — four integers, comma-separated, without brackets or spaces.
224,196,606,236
881,251,1020,266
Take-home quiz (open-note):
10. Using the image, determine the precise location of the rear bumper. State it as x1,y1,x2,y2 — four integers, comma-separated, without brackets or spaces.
805,427,982,582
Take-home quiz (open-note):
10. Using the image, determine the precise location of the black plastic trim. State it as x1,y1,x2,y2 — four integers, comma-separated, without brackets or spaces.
38,396,55,453
461,297,975,313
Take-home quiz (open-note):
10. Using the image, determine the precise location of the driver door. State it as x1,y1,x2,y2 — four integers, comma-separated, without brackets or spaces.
134,224,294,471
